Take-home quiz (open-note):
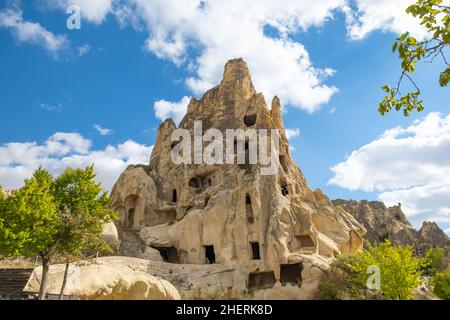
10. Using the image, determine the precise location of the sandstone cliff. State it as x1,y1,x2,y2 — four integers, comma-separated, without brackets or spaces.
110,58,366,299
332,199,450,248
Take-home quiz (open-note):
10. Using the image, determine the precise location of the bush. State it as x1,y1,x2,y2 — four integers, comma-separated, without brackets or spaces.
432,272,450,300
316,240,429,300
425,247,446,275
316,255,382,300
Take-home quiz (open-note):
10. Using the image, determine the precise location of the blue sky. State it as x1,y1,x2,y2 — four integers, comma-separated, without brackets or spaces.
1,0,449,233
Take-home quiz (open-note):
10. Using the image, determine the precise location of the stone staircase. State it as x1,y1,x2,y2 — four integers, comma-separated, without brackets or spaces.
118,229,143,258
0,268,35,300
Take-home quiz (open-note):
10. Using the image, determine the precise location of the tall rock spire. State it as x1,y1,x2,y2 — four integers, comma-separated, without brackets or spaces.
219,58,256,102
270,96,283,129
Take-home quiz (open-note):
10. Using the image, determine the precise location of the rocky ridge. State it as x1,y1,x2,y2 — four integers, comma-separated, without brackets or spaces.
332,199,450,248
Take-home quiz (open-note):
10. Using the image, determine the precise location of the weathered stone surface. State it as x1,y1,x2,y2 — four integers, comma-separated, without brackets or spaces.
101,222,120,251
140,246,163,262
333,200,417,245
418,221,450,247
25,258,180,300
333,199,450,248
110,58,367,299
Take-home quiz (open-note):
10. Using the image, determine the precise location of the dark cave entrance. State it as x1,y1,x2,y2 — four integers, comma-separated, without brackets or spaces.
127,208,135,228
246,193,254,223
250,242,260,260
281,184,289,197
204,245,216,264
244,114,257,127
189,177,201,188
152,246,180,263
248,271,276,290
172,189,177,203
280,263,303,286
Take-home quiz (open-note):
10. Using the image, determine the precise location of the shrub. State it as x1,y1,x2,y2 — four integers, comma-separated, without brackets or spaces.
432,272,450,300
317,240,429,300
424,247,446,275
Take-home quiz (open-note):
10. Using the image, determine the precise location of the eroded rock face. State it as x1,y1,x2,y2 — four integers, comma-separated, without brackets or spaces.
101,222,120,251
25,258,180,300
332,200,450,248
332,200,416,246
418,221,450,247
110,58,366,299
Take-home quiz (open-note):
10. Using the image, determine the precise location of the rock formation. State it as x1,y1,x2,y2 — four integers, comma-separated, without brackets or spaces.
332,199,450,248
418,221,450,247
25,258,180,300
332,200,416,245
101,222,120,251
110,58,366,299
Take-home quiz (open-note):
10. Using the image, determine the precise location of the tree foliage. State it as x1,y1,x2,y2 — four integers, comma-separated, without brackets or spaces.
317,240,430,300
425,246,446,274
432,272,450,299
0,168,60,259
379,0,450,116
53,166,117,258
0,166,117,299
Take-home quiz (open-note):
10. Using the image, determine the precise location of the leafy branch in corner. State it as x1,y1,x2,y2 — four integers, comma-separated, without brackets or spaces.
379,0,450,116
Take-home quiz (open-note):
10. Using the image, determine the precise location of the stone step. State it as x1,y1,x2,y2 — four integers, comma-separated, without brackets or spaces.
0,269,33,296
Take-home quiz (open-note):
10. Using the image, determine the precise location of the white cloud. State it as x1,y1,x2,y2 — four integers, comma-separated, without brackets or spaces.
38,102,63,112
35,0,440,111
379,184,450,224
344,0,450,40
0,6,68,55
52,0,115,24
329,113,450,227
77,44,90,56
285,128,301,140
0,133,152,191
115,0,343,112
117,0,444,112
94,124,113,136
154,96,191,125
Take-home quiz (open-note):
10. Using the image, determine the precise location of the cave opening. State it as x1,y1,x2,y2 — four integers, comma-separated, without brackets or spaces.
152,246,180,263
127,208,135,228
204,245,216,264
296,235,315,248
248,271,276,290
250,242,260,260
189,177,201,188
246,194,252,205
280,263,303,286
244,114,257,127
281,184,289,197
172,189,177,203
245,193,254,223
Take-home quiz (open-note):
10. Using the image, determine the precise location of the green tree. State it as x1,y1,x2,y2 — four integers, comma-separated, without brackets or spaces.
0,166,117,300
353,241,429,299
52,166,117,299
379,0,450,116
0,168,61,300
